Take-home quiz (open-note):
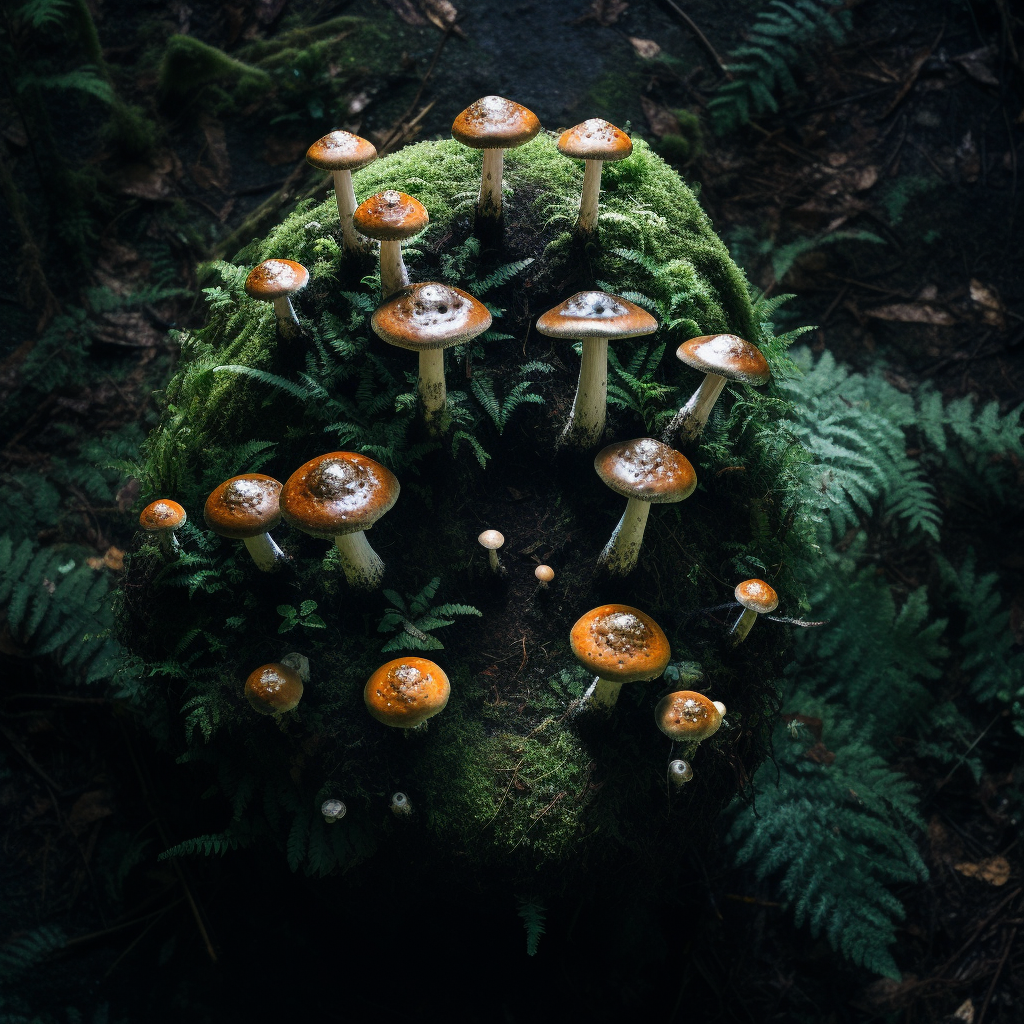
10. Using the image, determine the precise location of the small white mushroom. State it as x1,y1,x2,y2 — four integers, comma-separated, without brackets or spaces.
667,759,693,788
478,530,505,574
731,580,779,644
390,792,412,817
321,799,347,824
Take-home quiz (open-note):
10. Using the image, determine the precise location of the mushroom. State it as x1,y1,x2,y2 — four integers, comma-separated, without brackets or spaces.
594,438,696,576
667,759,693,788
352,190,429,298
570,604,671,711
451,95,541,224
536,291,657,448
534,564,554,587
245,661,304,717
556,118,633,237
654,690,723,746
305,130,377,254
478,529,504,574
731,579,778,644
204,474,287,572
139,499,186,554
390,792,412,817
712,700,727,718
364,657,450,730
371,282,492,433
244,259,309,340
280,451,399,589
321,799,347,824
662,334,770,445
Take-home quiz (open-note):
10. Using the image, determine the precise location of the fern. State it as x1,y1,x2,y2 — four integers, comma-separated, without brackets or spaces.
709,0,853,133
469,363,549,434
377,578,482,652
516,897,547,956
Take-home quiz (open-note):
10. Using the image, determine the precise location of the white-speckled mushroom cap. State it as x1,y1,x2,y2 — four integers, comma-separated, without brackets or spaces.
594,438,697,503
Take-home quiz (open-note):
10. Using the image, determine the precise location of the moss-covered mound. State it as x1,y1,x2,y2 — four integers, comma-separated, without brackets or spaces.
117,133,815,892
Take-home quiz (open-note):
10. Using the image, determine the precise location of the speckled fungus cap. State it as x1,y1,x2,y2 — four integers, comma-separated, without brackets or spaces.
244,259,309,301
595,438,697,504
676,334,770,385
352,190,429,241
655,690,723,742
139,499,186,532
280,452,399,539
536,291,657,339
371,283,492,352
364,657,451,729
245,662,304,716
557,118,633,161
204,474,282,540
735,579,779,614
305,130,377,171
570,604,671,683
451,95,541,149
478,529,504,551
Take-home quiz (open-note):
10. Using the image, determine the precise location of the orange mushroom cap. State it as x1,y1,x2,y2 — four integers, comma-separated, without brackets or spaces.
364,657,451,728
451,95,541,149
244,259,309,301
536,291,656,340
557,119,633,161
655,690,723,742
570,604,671,683
352,190,429,242
676,335,771,385
305,130,377,172
735,579,779,614
245,662,304,716
594,438,697,504
139,499,186,532
204,474,282,540
280,452,399,540
371,283,492,352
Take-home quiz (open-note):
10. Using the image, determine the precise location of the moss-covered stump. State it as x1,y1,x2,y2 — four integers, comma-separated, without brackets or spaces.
117,133,813,896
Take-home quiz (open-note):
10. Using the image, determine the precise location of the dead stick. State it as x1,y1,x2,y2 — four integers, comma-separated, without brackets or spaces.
659,0,731,79
977,923,1018,1024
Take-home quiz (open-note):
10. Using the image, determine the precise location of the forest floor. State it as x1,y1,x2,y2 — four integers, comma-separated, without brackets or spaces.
1,0,1023,1021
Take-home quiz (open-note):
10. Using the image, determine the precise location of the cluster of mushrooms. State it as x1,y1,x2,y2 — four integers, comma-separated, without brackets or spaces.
137,96,783,822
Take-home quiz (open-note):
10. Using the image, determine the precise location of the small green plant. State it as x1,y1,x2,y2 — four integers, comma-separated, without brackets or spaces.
377,578,481,652
516,896,547,956
277,600,327,634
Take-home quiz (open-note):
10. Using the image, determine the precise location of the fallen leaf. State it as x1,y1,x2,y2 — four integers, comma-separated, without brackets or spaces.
917,284,939,300
928,816,963,863
262,136,307,167
954,855,1011,886
803,741,836,765
969,278,1006,329
954,45,999,87
420,0,462,34
630,37,661,59
116,479,140,512
853,166,879,191
576,0,628,26
864,303,955,325
69,789,114,832
640,96,681,138
382,0,428,26
953,998,975,1023
347,91,372,115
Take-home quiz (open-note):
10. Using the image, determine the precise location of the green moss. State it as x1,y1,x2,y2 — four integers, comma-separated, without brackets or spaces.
583,68,644,123
158,36,272,104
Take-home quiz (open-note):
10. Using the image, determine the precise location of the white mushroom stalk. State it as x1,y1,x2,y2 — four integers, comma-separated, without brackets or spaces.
597,496,650,576
479,148,504,220
332,169,363,252
334,529,386,590
562,337,608,448
418,348,446,427
272,295,301,338
242,531,287,572
583,675,627,710
731,606,760,643
663,371,727,444
577,158,604,235
380,239,410,298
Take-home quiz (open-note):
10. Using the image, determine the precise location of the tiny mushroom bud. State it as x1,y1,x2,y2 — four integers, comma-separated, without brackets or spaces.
204,474,286,572
595,438,696,576
655,691,723,745
352,190,428,298
667,759,694,788
662,334,770,445
245,661,304,717
731,579,779,644
451,95,541,224
712,700,727,718
321,799,347,824
372,282,492,433
365,657,451,731
556,118,633,237
478,529,505,574
570,604,671,711
534,564,555,587
536,291,657,448
280,652,310,683
139,499,186,554
244,259,309,339
280,452,399,589
305,130,377,254
390,791,412,817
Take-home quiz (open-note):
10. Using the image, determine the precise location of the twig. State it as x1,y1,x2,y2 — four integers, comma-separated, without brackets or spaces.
64,899,184,947
977,923,1018,1024
659,0,732,79
879,26,944,119
935,711,1004,789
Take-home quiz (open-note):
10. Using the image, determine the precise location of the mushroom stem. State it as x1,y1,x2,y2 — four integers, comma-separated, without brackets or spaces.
159,531,181,555
242,532,287,572
576,158,604,236
271,295,302,338
488,549,500,573
730,607,759,644
418,348,448,433
478,148,504,221
332,169,365,254
333,530,385,589
584,675,623,710
663,372,727,444
379,239,410,298
560,337,609,448
597,496,651,576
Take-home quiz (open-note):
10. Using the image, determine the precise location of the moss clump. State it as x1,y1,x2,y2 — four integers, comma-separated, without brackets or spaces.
117,132,815,896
